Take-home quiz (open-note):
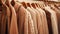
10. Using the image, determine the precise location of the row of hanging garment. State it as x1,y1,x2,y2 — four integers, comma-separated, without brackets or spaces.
0,0,60,34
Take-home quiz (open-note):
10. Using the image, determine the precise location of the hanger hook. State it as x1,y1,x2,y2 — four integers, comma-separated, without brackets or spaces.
0,0,6,4
21,2,27,8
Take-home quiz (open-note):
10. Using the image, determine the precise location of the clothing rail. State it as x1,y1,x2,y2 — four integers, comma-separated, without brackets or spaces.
16,1,60,4
43,1,60,3
16,1,60,7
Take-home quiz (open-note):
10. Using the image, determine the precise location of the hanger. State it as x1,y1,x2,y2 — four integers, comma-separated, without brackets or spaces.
27,3,32,8
5,0,13,6
0,0,6,11
21,2,27,8
31,3,36,9
35,3,38,7
11,0,15,6
5,0,10,6
0,0,3,11
34,3,40,8
0,0,6,5
38,2,45,9
46,3,60,10
6,0,15,6
0,0,3,4
35,3,40,8
53,3,60,10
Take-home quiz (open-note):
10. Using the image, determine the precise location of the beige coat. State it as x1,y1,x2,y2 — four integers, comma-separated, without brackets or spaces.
14,4,29,34
0,3,11,34
0,4,7,34
44,6,58,34
6,2,19,34
27,7,38,34
27,7,37,34
31,7,42,34
36,7,49,34
50,5,60,34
